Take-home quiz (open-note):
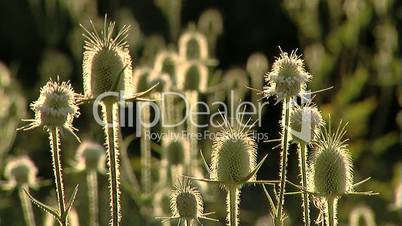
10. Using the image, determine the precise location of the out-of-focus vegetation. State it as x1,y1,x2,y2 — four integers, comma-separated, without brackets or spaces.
0,0,401,225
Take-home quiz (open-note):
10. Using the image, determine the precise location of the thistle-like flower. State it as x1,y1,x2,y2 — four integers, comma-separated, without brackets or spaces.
81,16,133,100
19,78,79,138
178,28,210,62
4,156,38,189
264,50,311,102
290,105,323,143
157,178,217,225
166,138,188,166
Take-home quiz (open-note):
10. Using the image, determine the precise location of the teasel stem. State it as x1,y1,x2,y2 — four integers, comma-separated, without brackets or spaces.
18,185,36,226
298,142,311,226
186,91,198,175
228,187,239,226
49,127,67,226
276,98,291,225
326,197,337,226
87,169,99,226
102,102,121,226
140,102,152,194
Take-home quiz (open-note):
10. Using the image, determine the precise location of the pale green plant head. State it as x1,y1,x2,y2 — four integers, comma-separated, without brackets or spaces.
75,141,106,172
81,16,133,100
178,28,209,61
171,179,203,221
166,138,189,166
290,105,323,143
154,50,179,82
19,78,79,137
4,156,38,189
246,52,269,77
198,9,223,37
211,117,257,189
311,121,353,196
264,50,311,101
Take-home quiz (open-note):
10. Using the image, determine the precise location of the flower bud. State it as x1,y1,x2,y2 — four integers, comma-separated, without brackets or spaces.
4,156,38,188
290,105,323,143
76,141,106,171
171,179,203,220
178,29,209,61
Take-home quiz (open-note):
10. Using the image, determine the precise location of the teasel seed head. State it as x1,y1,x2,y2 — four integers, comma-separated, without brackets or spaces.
81,16,133,100
178,28,209,61
311,121,353,196
211,120,257,189
19,78,79,136
264,50,311,102
4,156,38,188
290,105,323,143
177,61,208,93
171,178,204,221
75,141,106,172
132,67,152,93
154,187,172,216
198,9,223,38
148,71,173,94
154,50,179,82
246,52,268,77
223,67,249,97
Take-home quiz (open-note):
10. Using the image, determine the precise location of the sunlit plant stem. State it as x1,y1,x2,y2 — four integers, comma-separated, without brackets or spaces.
140,102,152,194
49,127,67,226
18,185,36,226
298,142,310,226
228,187,239,226
87,170,99,226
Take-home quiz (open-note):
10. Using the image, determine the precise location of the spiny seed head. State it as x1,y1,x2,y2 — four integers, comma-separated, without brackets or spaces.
82,17,133,99
148,71,173,93
166,138,188,166
198,9,223,37
154,188,172,215
75,141,106,171
179,28,209,61
171,179,203,220
211,121,257,188
224,67,249,96
311,122,353,196
264,50,311,101
177,62,208,93
28,79,79,129
4,156,38,188
290,105,323,143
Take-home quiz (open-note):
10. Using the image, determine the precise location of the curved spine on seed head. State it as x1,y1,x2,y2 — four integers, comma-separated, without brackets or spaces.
178,28,209,61
311,121,353,196
176,61,208,93
264,49,311,102
81,16,133,99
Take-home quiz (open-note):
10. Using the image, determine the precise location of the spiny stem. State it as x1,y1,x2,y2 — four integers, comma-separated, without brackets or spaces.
49,127,67,226
298,142,311,226
140,102,152,194
326,197,337,226
186,91,198,175
228,187,239,226
276,98,291,225
102,103,121,226
87,170,99,226
18,185,36,226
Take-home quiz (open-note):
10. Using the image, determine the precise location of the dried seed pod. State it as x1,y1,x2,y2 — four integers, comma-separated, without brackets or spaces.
170,179,203,221
75,141,106,172
166,139,188,166
290,105,323,143
4,156,38,188
211,124,257,189
264,50,311,101
154,50,179,82
82,17,133,99
311,122,353,195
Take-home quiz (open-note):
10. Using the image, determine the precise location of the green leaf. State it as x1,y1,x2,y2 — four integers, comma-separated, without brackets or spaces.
24,189,60,220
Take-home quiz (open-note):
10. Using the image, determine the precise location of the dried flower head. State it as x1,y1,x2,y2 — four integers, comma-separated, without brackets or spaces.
198,9,223,37
171,179,204,220
19,78,79,137
166,138,189,166
177,62,208,93
264,50,311,102
311,122,353,196
75,141,106,172
154,50,179,81
290,105,323,143
211,118,257,189
81,16,133,99
4,156,38,188
246,52,269,77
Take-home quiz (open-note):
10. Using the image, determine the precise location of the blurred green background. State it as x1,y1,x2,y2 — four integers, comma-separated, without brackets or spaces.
0,0,401,225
